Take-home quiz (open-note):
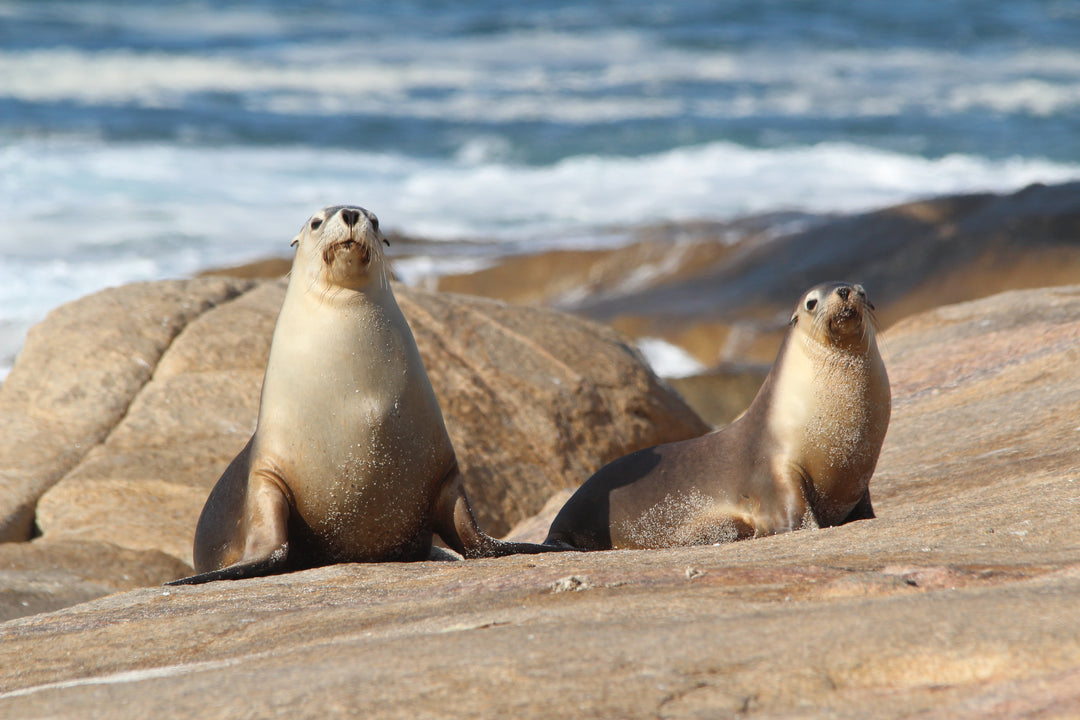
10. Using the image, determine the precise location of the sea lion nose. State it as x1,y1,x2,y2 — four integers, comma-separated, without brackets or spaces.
837,286,850,301
340,208,361,227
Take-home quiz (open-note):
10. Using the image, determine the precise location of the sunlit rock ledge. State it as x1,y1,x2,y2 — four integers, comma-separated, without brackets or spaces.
0,282,1077,717
1,178,1080,715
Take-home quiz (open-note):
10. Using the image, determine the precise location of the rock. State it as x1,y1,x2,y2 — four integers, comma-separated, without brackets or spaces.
435,182,1080,370
6,278,706,571
33,283,282,562
610,316,785,367
1,286,1078,718
502,488,574,544
396,288,708,535
870,284,1080,543
0,278,255,543
0,555,1076,717
435,219,752,308
666,362,770,427
197,257,291,280
2,284,1080,716
577,181,1080,330
0,540,192,623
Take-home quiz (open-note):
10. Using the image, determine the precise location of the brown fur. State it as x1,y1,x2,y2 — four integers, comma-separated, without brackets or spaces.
545,282,890,550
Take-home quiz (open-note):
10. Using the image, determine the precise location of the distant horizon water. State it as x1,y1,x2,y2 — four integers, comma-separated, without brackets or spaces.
3,0,1080,376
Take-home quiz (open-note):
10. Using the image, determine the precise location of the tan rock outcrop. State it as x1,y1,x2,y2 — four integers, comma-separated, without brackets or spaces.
0,540,192,622
4,278,706,574
436,182,1080,372
397,287,708,535
0,285,1077,718
0,279,256,543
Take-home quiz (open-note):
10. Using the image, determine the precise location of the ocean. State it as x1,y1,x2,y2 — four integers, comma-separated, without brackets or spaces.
3,0,1080,376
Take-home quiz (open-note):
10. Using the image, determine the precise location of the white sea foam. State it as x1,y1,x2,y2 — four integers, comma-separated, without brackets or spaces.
4,40,1080,122
636,337,707,379
2,135,1079,376
6,136,1076,255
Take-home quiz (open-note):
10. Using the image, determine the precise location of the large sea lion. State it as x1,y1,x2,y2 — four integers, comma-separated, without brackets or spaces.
545,281,890,550
169,205,557,585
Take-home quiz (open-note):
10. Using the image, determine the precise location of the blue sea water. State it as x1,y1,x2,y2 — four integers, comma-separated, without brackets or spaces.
2,0,1080,373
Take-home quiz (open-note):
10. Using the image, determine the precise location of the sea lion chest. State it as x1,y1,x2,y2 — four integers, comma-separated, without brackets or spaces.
768,336,889,521
253,287,453,546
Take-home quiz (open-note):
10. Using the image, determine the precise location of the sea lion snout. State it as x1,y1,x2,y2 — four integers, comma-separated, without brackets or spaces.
340,208,361,227
833,283,870,309
299,205,386,288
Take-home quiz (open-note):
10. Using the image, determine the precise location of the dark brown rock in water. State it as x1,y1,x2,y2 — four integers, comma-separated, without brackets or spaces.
435,182,1080,370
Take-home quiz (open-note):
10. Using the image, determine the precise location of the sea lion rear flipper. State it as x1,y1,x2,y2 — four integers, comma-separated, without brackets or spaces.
431,466,566,558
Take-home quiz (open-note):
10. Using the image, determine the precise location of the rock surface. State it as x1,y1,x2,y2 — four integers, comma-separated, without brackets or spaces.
0,278,256,543
1,284,1078,717
0,278,705,582
666,362,770,427
0,540,192,623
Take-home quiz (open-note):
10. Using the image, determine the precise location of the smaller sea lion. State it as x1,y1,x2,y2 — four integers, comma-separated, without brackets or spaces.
545,282,890,550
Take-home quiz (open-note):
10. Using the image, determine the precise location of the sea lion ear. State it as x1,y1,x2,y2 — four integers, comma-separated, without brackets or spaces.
382,236,390,247
290,235,300,248
789,312,798,327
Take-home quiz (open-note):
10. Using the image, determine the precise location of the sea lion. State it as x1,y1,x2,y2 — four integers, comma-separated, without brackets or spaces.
169,205,557,585
545,281,890,550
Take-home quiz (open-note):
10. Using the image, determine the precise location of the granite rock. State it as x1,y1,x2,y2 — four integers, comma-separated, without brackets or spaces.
0,285,1077,717
6,279,706,572
0,279,255,543
436,182,1080,371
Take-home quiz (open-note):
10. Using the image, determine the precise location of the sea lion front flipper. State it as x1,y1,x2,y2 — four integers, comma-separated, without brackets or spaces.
431,465,566,558
164,553,289,586
840,489,875,523
166,470,293,586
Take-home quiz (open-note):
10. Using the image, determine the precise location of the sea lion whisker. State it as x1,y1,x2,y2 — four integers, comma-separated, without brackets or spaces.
865,305,881,332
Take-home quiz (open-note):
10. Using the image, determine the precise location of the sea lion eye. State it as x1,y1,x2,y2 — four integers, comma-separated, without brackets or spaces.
310,217,323,231
805,298,818,311
370,215,379,231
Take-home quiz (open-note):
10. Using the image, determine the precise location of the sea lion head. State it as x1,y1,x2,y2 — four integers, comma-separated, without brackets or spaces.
790,281,878,352
290,205,390,291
